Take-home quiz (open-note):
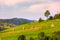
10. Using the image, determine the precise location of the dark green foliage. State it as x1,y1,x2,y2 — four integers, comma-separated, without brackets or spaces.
52,31,60,40
0,27,2,31
37,32,58,40
51,31,60,40
44,36,50,40
53,31,60,35
0,23,4,26
38,18,43,22
48,16,53,20
18,35,25,40
44,10,50,17
38,32,45,40
30,37,34,40
38,32,45,37
54,13,60,19
0,27,6,31
10,24,15,28
51,37,58,40
21,21,27,24
38,32,52,40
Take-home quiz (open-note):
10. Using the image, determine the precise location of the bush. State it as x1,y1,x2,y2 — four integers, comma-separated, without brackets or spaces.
38,32,45,40
52,31,60,40
51,37,58,40
48,16,53,20
44,36,51,40
54,13,60,19
30,37,34,40
38,18,44,22
18,35,25,40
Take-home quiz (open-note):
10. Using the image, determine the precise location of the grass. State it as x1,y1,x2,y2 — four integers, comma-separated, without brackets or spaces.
0,19,60,40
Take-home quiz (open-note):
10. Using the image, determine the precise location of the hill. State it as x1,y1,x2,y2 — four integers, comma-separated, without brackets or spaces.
0,19,60,40
0,18,34,31
0,18,34,25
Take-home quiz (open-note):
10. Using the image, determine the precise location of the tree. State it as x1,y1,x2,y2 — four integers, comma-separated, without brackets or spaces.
44,10,50,18
38,18,43,22
54,13,60,19
48,16,53,20
18,35,25,40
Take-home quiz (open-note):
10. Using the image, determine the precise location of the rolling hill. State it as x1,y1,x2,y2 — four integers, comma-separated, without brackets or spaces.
0,18,34,25
0,19,60,40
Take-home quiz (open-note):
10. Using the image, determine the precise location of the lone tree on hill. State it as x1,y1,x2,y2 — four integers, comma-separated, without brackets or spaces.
44,10,50,19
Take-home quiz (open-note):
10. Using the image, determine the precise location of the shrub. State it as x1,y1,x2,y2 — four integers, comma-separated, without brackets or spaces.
18,35,25,40
51,37,58,40
52,31,60,40
54,13,60,19
38,32,45,40
38,18,44,22
48,16,53,20
44,36,51,40
30,37,34,40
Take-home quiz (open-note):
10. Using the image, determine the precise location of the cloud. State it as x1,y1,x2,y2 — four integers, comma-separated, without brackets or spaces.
26,2,60,14
0,0,29,6
48,2,60,11
52,0,60,2
0,0,51,12
0,0,58,6
0,0,60,20
26,4,48,13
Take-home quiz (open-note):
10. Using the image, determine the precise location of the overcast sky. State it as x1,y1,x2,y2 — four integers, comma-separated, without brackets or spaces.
0,0,60,20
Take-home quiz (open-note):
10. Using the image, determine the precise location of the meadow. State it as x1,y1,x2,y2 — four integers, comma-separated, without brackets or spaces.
0,19,60,40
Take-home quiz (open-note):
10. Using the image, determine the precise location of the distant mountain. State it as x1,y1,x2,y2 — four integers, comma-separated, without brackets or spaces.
0,18,34,25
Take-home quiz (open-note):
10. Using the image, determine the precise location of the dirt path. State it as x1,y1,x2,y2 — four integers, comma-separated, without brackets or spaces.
2,26,42,35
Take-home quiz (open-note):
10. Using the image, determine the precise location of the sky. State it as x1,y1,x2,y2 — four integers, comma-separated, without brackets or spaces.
0,0,60,20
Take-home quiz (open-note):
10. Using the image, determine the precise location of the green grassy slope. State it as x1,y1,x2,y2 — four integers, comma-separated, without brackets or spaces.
0,19,60,40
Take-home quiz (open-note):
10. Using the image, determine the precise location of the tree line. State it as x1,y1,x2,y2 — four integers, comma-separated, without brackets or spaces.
38,10,60,22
